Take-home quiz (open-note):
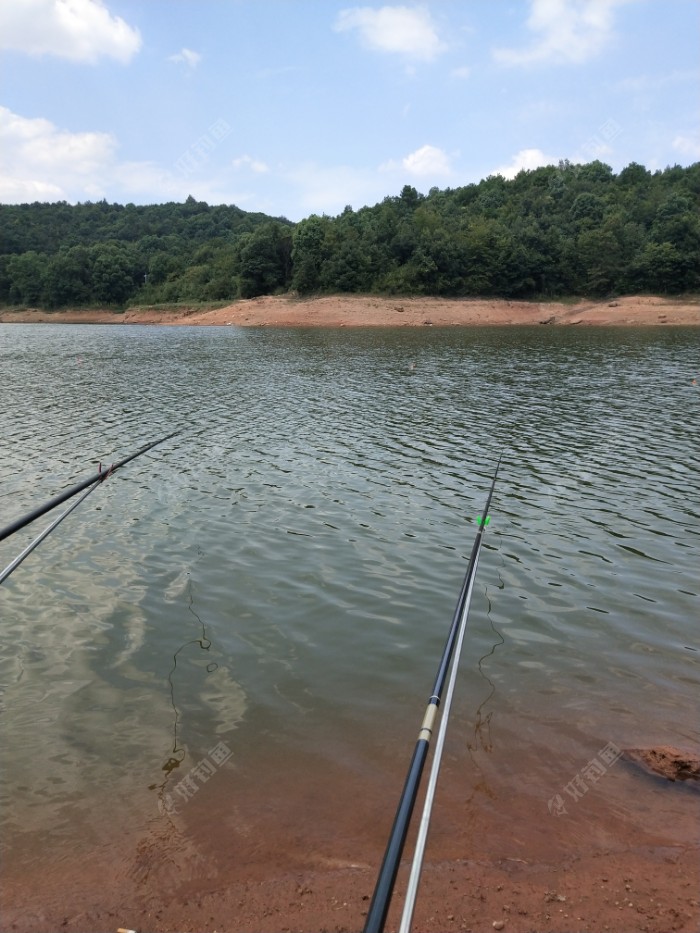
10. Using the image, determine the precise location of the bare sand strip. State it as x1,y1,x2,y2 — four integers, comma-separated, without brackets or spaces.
1,294,699,327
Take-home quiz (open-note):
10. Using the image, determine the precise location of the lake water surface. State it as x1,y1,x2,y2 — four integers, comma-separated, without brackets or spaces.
1,324,698,924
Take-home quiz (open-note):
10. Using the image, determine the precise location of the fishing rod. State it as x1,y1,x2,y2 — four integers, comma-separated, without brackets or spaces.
362,455,501,933
399,512,486,931
0,480,101,586
0,431,180,587
0,430,179,544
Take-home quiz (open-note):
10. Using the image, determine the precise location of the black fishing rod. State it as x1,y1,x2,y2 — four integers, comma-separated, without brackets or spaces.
0,479,102,586
362,455,501,933
0,430,179,544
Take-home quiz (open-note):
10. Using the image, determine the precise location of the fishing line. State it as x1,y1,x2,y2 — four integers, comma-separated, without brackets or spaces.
160,569,218,779
469,553,506,754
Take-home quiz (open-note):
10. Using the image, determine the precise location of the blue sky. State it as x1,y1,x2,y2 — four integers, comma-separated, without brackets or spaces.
1,0,698,220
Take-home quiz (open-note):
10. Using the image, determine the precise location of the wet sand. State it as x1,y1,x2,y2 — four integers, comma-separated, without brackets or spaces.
4,847,698,933
1,294,699,327
2,738,698,933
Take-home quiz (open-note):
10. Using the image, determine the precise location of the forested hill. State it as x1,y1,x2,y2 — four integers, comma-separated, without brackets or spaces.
1,160,698,309
0,197,293,308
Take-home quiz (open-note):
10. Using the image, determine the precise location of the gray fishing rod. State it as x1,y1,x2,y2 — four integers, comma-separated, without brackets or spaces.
0,430,179,543
362,456,501,933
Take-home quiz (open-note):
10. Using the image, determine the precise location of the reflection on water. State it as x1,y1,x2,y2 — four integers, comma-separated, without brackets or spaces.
0,323,698,909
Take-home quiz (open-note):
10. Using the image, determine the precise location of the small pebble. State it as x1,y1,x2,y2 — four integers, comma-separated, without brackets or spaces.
493,922,505,931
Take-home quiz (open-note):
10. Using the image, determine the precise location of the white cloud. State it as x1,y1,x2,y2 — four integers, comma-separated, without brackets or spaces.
112,161,182,198
334,5,445,61
672,134,700,159
575,140,613,161
402,144,452,176
169,47,201,70
492,148,556,179
292,146,454,216
381,145,453,177
0,0,141,64
493,0,631,67
0,176,64,202
616,68,700,93
451,66,471,79
0,106,118,200
232,155,270,174
285,162,385,216
0,106,270,208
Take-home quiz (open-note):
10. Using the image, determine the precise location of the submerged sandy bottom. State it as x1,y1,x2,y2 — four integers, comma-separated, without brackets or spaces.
2,734,698,932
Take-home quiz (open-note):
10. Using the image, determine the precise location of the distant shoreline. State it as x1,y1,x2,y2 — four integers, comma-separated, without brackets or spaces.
1,294,699,327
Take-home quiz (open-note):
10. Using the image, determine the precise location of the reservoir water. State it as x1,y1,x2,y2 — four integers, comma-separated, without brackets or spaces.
1,323,698,927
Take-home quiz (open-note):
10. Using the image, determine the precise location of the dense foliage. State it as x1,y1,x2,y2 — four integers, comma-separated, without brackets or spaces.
1,161,698,309
0,197,294,308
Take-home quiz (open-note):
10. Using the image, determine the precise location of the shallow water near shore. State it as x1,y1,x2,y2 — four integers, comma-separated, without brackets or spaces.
1,323,698,929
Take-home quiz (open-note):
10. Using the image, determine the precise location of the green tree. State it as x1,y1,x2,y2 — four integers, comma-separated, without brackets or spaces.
291,215,330,294
631,242,690,293
2,161,699,308
237,222,293,298
90,242,140,305
42,246,93,307
7,251,46,305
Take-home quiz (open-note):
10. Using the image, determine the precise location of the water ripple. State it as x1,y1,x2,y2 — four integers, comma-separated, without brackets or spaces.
1,323,698,873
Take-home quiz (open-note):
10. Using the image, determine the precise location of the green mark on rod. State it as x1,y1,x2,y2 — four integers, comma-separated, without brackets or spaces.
477,515,490,527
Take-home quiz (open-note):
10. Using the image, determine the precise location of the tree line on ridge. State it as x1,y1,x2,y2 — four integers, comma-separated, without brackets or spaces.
0,159,698,310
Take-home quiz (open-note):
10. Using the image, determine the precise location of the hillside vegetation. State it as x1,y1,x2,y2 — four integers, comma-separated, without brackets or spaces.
0,160,698,310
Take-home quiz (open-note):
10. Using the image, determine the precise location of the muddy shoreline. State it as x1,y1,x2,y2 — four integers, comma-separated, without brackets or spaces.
2,722,698,932
4,847,699,933
1,294,699,327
